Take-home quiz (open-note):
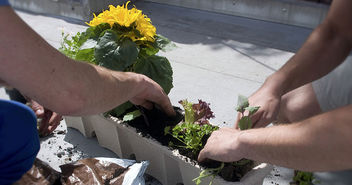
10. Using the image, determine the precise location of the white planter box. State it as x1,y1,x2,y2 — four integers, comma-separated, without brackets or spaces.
66,115,273,185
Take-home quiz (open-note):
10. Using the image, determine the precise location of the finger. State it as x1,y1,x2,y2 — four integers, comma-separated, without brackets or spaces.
140,101,154,110
156,97,175,117
255,117,272,128
47,113,63,134
197,149,207,162
234,112,242,129
142,89,175,116
249,110,263,128
38,110,53,136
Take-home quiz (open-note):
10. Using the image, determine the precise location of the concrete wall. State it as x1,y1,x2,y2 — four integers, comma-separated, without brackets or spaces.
9,0,126,21
9,0,330,28
144,0,330,28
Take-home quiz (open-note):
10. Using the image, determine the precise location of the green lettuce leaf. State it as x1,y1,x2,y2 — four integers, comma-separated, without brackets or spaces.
179,99,195,124
123,110,142,122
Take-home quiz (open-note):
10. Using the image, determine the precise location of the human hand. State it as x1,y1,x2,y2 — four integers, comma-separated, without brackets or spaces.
129,74,175,117
28,100,63,137
198,128,246,163
235,86,281,129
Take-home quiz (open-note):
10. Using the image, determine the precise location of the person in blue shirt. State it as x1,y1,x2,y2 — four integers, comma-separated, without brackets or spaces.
0,0,8,6
0,0,175,183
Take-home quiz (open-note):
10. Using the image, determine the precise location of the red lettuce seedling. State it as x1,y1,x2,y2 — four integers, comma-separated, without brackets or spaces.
179,99,215,125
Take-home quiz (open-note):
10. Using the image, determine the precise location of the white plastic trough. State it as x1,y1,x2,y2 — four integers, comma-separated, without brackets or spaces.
64,115,273,185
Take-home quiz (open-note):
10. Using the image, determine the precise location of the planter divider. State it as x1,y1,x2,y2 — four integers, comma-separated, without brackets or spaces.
88,114,123,157
64,116,95,138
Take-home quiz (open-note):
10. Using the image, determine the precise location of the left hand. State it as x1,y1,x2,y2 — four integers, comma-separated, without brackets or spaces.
198,128,246,163
28,100,62,136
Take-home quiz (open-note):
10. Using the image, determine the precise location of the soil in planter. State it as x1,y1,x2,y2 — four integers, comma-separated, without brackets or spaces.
220,160,255,181
125,106,184,146
122,106,254,182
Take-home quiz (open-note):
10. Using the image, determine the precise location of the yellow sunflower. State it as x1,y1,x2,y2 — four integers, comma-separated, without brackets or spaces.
86,1,156,42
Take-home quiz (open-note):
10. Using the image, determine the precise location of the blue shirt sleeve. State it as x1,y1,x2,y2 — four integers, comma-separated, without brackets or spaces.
0,0,10,6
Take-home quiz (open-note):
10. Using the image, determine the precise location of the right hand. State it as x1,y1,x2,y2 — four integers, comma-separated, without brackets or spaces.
129,74,175,117
235,85,281,129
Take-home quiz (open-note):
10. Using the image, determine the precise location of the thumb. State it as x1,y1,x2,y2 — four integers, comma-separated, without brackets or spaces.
197,149,207,162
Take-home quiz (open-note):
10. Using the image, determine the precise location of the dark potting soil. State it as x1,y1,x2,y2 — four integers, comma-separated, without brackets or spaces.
125,106,184,146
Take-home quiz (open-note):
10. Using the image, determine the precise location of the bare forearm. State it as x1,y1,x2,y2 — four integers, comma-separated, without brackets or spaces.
272,25,351,95
240,105,352,171
265,0,352,96
0,7,145,115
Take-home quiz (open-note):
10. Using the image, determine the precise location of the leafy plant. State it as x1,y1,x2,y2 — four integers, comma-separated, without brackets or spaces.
164,122,218,156
59,1,175,118
292,170,319,185
236,95,260,130
193,163,224,185
164,99,217,155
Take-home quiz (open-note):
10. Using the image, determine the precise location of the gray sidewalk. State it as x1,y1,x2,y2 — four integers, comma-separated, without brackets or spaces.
3,1,351,184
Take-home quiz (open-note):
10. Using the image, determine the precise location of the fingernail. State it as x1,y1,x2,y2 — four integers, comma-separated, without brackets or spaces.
36,109,44,114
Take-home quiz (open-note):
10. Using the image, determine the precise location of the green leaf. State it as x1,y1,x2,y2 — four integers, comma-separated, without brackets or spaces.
75,48,96,64
164,126,171,135
179,99,195,124
122,110,142,121
236,95,249,113
245,106,260,116
134,55,173,94
292,170,317,185
193,163,224,185
59,23,110,61
95,30,139,71
110,101,134,117
139,47,159,57
238,116,251,130
84,23,111,41
154,34,176,52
